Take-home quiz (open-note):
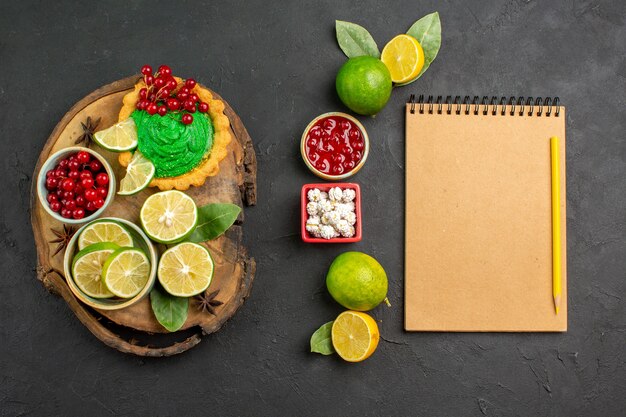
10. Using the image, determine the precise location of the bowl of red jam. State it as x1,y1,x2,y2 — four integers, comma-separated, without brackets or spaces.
301,112,369,181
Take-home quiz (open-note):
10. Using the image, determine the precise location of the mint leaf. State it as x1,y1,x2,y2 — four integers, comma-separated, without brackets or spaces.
401,11,442,85
150,285,188,332
310,321,335,355
187,203,241,243
336,21,380,58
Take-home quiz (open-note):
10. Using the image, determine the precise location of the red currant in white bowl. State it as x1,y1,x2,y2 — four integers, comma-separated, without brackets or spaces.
37,147,116,224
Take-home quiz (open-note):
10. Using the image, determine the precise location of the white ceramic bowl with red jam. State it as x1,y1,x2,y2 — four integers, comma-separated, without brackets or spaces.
300,112,369,180
37,147,116,225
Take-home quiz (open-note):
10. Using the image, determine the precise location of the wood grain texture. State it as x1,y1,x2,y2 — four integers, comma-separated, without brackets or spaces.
30,76,257,356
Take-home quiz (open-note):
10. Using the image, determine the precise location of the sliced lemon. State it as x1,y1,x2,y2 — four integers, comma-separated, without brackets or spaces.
77,220,134,250
71,242,120,298
102,247,151,298
93,118,138,152
158,242,214,297
381,34,425,84
140,190,197,244
331,311,380,362
117,151,155,196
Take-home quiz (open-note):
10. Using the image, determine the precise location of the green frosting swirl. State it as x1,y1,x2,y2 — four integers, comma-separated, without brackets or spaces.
132,110,214,178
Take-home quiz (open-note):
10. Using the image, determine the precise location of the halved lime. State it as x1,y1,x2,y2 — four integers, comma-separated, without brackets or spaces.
78,220,134,250
158,242,214,297
93,118,138,152
102,247,151,298
71,242,120,298
140,190,197,244
118,151,155,196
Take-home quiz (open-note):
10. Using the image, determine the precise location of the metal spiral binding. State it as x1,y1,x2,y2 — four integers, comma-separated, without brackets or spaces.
408,95,561,116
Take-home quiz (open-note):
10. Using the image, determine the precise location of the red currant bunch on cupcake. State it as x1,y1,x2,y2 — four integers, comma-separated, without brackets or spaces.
134,64,210,125
44,151,109,219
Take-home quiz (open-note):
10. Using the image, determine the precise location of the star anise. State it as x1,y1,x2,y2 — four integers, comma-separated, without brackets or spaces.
74,116,101,146
49,224,76,256
194,289,223,315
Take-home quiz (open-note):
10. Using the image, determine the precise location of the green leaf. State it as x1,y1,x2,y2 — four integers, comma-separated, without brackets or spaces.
336,20,380,58
401,11,442,85
187,203,241,243
310,321,335,355
150,285,188,332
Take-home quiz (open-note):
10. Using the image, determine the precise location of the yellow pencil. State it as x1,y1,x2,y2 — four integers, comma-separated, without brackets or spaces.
550,136,562,314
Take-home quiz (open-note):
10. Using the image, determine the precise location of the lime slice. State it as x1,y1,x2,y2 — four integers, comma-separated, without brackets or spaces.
71,242,120,298
158,242,214,297
118,151,155,196
93,118,138,152
102,247,151,298
140,190,197,244
78,220,134,250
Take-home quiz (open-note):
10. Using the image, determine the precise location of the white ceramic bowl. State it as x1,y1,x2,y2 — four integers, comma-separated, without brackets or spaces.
37,146,116,225
300,112,370,181
63,217,158,310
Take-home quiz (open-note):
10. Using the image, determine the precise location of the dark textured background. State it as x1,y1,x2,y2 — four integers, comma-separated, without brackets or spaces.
1,0,625,416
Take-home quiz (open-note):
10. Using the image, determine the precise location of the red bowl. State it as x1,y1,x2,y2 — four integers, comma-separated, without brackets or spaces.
301,183,362,243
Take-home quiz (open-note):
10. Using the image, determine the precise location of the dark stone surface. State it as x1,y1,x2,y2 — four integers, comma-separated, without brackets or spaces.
1,0,625,415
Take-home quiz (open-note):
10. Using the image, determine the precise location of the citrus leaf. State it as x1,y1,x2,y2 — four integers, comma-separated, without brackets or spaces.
310,321,335,355
150,285,188,332
400,11,442,85
336,20,380,58
187,203,241,243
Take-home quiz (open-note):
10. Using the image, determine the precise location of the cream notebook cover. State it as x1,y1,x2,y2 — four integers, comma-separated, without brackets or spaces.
405,96,567,332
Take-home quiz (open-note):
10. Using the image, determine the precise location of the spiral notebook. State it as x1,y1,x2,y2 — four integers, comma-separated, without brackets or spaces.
405,95,567,332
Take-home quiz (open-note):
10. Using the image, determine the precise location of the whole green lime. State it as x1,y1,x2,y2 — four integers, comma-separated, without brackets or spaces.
336,56,392,116
326,251,388,311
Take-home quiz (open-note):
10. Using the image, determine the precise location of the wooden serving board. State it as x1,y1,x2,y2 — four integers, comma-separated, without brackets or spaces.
31,76,257,356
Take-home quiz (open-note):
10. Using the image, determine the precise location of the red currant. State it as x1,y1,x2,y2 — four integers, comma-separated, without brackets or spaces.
62,190,74,200
79,171,92,180
148,92,156,101
49,201,61,212
61,178,75,191
54,169,66,178
96,187,108,198
158,65,172,76
158,88,171,98
45,177,58,190
89,160,102,172
84,189,98,202
179,86,190,95
177,92,189,101
167,79,178,90
64,199,77,211
72,208,85,219
94,198,105,209
167,98,181,110
46,170,55,178
86,201,96,212
138,99,150,110
74,184,84,195
189,93,199,103
144,74,154,86
81,178,94,189
95,172,109,186
141,65,153,76
139,87,148,99
157,105,168,116
59,159,68,169
61,208,72,219
76,151,90,164
181,114,194,125
153,78,165,89
185,78,196,89
68,170,79,180
183,100,196,112
146,102,158,115
46,193,58,203
198,102,209,113
75,195,86,207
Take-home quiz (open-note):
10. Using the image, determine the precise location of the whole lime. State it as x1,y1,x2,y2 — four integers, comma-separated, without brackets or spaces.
326,251,388,311
336,56,392,116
